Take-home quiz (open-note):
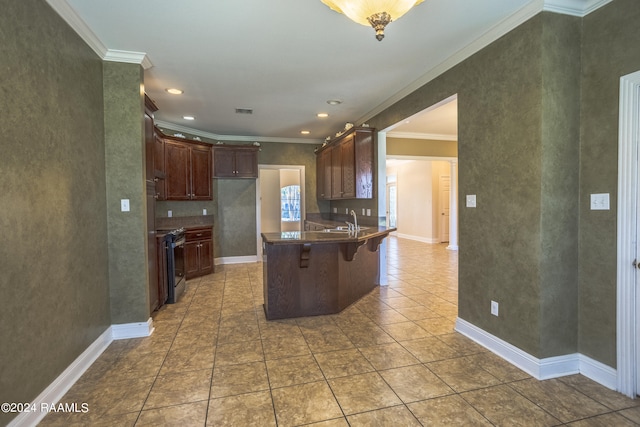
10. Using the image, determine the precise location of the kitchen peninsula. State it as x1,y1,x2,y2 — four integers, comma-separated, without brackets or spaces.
261,225,395,320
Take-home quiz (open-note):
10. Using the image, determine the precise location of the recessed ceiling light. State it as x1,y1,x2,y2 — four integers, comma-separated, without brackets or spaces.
327,99,342,105
183,115,195,120
166,88,183,95
301,130,310,135
317,113,329,118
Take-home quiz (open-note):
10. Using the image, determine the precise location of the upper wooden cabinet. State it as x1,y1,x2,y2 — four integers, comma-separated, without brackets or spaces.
213,145,259,178
153,129,166,201
316,127,375,200
164,136,212,201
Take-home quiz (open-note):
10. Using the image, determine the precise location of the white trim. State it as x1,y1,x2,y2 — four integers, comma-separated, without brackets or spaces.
456,318,618,390
396,233,440,244
543,0,613,16
387,155,457,163
111,318,154,340
386,132,457,141
617,70,640,398
215,255,260,265
104,49,153,70
155,121,322,145
7,328,112,427
45,0,108,58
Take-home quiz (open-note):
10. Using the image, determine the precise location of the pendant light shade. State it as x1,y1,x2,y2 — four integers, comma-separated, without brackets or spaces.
321,0,425,40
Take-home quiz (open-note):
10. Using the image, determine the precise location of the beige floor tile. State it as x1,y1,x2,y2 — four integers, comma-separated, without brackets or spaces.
266,354,324,388
383,296,422,309
358,342,420,370
304,418,350,426
159,344,215,375
39,410,139,426
380,364,454,402
393,305,441,321
347,405,422,426
262,334,311,360
462,384,561,426
216,319,261,344
364,308,410,325
171,328,217,349
210,361,269,398
340,323,395,347
427,356,502,392
408,394,492,425
463,351,531,383
401,336,459,363
618,406,640,424
136,401,208,426
314,348,375,379
436,332,486,356
207,390,276,427
300,324,355,353
559,374,640,411
214,340,264,365
328,372,402,415
565,412,639,426
271,381,343,427
510,378,610,423
258,318,302,339
144,369,212,409
381,321,431,341
415,316,457,335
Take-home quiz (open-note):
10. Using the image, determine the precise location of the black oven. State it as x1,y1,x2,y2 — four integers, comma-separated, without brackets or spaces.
164,228,186,304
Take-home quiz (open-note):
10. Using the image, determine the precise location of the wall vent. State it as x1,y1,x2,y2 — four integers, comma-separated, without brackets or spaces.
235,108,253,115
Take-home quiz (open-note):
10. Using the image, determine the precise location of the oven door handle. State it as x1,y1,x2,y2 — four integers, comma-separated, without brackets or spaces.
173,236,186,247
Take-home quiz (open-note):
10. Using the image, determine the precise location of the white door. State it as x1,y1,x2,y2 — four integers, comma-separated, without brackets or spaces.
387,183,397,228
439,175,450,242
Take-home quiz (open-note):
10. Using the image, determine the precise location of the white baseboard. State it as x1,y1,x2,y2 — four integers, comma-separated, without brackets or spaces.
8,328,112,427
215,255,259,265
455,318,617,390
111,318,154,340
396,233,441,244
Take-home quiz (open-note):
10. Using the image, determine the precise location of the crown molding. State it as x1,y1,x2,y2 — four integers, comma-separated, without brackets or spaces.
387,131,457,141
543,0,613,16
46,0,152,69
154,120,322,145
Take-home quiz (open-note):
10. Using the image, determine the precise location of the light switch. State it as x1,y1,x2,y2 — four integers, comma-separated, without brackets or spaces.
466,195,477,208
120,199,130,212
590,193,610,210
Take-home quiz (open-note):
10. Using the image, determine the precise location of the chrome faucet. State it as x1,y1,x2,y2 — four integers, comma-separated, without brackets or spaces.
350,210,358,232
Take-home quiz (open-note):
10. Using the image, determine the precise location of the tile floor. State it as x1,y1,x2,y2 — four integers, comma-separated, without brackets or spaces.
40,237,640,426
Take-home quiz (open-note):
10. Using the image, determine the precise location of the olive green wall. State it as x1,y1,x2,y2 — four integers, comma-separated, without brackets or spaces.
366,12,582,359
387,137,458,158
0,1,110,424
103,62,150,323
579,0,640,366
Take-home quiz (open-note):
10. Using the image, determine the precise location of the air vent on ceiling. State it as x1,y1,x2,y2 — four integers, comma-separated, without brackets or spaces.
235,108,253,115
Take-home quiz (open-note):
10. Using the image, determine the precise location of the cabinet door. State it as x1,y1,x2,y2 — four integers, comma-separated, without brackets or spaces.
190,145,212,200
235,150,258,177
165,140,191,200
154,134,166,200
340,135,356,198
199,239,214,275
354,130,374,198
316,153,325,199
185,241,200,278
213,149,236,177
331,144,343,199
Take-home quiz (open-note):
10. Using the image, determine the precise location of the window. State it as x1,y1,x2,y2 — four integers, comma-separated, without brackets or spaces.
281,185,301,222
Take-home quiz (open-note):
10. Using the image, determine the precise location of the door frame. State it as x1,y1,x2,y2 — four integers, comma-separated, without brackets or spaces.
256,164,306,258
617,69,640,397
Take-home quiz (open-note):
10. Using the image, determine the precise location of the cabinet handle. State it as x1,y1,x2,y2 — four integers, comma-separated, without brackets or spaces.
196,233,203,237
154,194,159,199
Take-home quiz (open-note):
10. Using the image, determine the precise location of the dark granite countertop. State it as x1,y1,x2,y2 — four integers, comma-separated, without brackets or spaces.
156,215,214,231
261,226,395,245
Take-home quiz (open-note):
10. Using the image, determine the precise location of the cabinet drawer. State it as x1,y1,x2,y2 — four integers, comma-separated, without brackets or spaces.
185,227,212,241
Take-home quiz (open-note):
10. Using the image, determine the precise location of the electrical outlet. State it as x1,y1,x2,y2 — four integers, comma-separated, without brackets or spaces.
367,209,371,216
203,208,207,215
491,300,499,316
168,210,172,217
362,208,365,215
590,193,610,210
333,208,337,214
120,199,130,212
466,195,477,208
345,208,349,214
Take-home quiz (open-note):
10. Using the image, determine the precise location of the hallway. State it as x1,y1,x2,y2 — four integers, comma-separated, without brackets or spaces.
40,237,640,426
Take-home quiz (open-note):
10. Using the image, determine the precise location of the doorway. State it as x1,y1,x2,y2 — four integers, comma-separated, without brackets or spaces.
616,69,640,397
256,165,305,256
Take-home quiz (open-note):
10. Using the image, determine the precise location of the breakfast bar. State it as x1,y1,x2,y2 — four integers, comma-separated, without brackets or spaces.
261,226,394,320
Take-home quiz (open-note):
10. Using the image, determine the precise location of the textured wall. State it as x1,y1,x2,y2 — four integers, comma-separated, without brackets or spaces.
0,0,109,424
103,62,149,323
387,137,458,157
366,13,584,359
579,0,640,366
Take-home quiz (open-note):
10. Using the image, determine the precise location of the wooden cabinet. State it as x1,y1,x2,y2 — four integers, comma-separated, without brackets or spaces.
156,234,168,308
213,145,259,178
316,127,374,200
185,227,214,279
165,137,212,201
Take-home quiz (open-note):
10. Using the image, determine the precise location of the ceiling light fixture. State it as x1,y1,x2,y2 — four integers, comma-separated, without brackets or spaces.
166,88,183,95
301,130,310,135
321,0,424,41
317,113,329,118
327,99,342,105
183,115,195,120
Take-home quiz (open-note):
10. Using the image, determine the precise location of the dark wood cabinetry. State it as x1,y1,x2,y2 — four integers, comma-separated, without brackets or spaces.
185,227,214,279
164,137,212,201
213,145,259,178
316,127,374,200
156,234,168,308
153,130,166,201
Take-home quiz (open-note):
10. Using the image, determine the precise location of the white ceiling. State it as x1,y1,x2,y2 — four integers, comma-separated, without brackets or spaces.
50,0,608,143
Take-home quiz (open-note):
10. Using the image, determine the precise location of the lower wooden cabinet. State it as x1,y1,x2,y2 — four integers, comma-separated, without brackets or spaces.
156,234,168,309
185,227,214,279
